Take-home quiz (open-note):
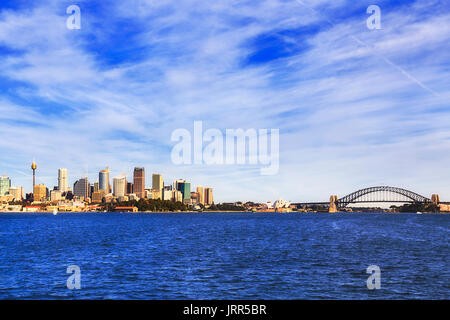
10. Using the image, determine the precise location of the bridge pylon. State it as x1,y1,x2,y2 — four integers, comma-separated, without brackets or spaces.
329,195,338,213
431,194,440,204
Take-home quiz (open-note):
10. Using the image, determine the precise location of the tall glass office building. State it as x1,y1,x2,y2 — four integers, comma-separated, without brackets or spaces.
133,167,145,199
99,167,110,193
0,175,11,196
177,182,191,200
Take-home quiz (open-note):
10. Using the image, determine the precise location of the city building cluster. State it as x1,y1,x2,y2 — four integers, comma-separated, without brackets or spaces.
0,162,214,212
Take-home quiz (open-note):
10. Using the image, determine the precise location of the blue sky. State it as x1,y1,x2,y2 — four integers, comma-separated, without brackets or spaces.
0,0,449,202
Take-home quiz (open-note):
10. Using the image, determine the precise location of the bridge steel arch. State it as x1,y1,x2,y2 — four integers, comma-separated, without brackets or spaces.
337,186,430,208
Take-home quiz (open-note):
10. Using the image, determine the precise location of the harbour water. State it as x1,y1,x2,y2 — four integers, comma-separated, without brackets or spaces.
0,212,448,299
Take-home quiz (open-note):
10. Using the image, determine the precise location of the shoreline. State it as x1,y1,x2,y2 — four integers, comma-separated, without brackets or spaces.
0,210,449,214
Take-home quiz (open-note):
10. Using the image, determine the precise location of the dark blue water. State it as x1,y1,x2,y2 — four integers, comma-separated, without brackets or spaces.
0,212,448,299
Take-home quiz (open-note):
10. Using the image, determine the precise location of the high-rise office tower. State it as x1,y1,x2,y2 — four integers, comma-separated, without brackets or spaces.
113,174,127,197
178,182,191,200
126,182,133,195
99,167,110,193
133,167,145,199
73,177,90,199
0,175,11,196
58,168,68,192
33,184,47,202
152,174,163,191
205,187,214,205
94,182,99,192
196,186,204,205
173,179,185,192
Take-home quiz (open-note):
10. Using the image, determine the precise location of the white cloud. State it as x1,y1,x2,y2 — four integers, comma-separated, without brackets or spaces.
0,0,448,202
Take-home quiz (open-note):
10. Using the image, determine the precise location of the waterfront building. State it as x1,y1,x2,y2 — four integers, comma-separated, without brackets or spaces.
91,191,104,203
0,175,11,196
184,198,195,206
99,168,110,193
50,190,63,202
133,167,145,199
33,184,47,202
9,186,23,201
174,190,183,202
162,189,173,201
23,206,40,213
58,168,68,192
196,186,204,205
113,174,127,197
128,193,139,201
103,193,114,203
151,189,162,200
73,178,90,200
205,187,213,205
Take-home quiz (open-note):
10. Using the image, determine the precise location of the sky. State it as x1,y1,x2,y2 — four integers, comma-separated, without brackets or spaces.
0,0,449,203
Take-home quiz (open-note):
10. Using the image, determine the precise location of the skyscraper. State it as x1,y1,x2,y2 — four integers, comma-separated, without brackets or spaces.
173,179,185,192
58,168,68,192
99,167,110,193
133,167,145,199
196,186,204,205
73,177,90,199
152,174,163,191
178,182,191,201
205,187,214,205
113,174,127,197
33,184,47,202
126,182,133,195
0,175,11,196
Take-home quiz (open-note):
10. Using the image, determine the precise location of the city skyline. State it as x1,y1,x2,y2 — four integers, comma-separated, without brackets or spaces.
0,163,214,198
0,1,449,203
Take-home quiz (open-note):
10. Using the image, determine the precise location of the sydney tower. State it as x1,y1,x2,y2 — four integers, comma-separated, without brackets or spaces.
31,161,37,188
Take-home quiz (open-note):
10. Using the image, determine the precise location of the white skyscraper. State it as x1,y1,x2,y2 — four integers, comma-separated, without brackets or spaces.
58,168,68,192
113,174,127,197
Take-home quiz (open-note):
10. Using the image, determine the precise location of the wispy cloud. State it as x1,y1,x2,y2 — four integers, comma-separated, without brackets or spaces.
0,0,449,202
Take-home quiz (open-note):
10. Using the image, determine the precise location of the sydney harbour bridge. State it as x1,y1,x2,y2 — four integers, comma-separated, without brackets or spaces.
293,186,448,212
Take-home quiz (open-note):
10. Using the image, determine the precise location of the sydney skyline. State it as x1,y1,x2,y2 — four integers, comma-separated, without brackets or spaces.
0,0,449,203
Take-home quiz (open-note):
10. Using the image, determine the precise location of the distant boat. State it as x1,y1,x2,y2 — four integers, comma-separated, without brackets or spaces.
52,208,58,215
416,211,423,215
